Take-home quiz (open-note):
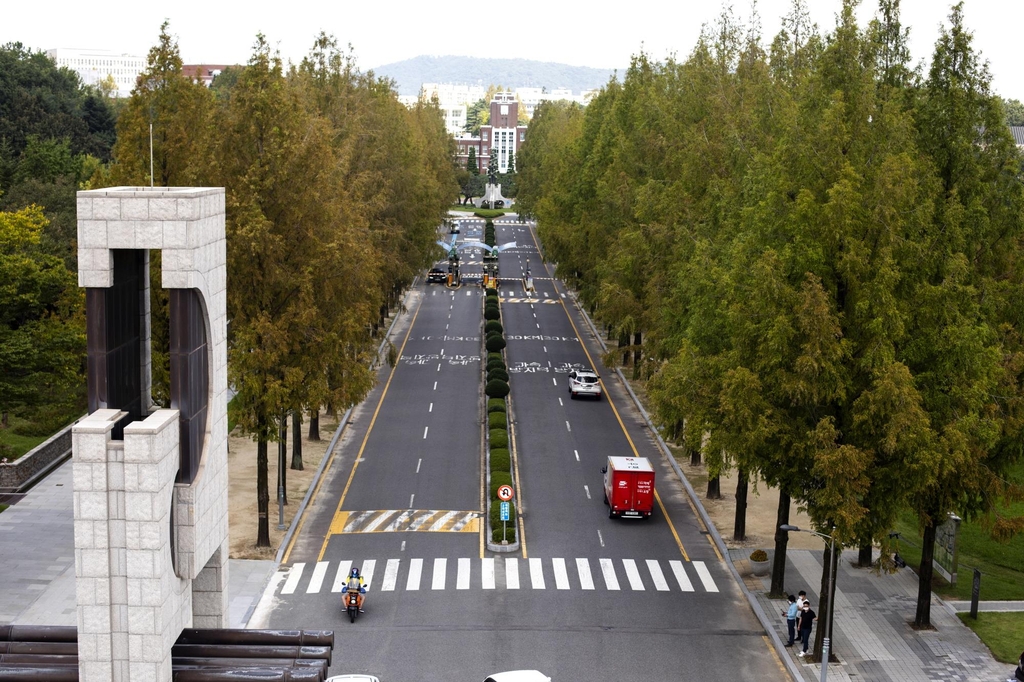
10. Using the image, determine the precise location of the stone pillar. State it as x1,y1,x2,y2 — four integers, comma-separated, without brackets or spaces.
75,187,229,682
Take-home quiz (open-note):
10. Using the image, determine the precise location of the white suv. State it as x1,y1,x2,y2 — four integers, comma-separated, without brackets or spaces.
567,369,602,400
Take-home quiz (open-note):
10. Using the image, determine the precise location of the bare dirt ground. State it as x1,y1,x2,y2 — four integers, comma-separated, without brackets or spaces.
228,411,340,559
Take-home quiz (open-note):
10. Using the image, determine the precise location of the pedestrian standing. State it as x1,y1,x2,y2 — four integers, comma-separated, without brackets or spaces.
796,601,817,656
782,595,798,647
1013,649,1024,682
798,590,808,606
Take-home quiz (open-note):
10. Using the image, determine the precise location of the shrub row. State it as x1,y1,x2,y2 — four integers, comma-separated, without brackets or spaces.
483,287,515,543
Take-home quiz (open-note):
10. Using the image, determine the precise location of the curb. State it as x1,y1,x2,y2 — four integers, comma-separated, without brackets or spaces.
569,289,802,682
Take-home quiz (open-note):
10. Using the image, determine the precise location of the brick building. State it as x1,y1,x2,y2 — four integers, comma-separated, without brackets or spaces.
454,92,527,174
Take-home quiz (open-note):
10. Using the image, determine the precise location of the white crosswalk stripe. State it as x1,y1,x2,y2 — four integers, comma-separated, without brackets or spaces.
576,558,595,590
647,559,670,591
623,559,645,591
331,560,352,593
693,561,719,593
307,562,328,594
279,557,719,595
406,558,423,591
381,559,400,591
670,560,694,592
552,558,570,590
529,558,545,589
432,558,446,590
281,562,305,595
600,558,620,590
505,557,520,589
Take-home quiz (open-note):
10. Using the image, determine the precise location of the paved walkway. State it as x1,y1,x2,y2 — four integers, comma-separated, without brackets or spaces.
734,549,1018,682
0,460,276,629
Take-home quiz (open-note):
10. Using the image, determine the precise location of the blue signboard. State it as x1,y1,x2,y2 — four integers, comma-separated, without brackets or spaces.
500,501,510,521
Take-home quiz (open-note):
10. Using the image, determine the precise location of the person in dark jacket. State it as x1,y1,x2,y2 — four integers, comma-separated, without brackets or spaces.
796,601,817,656
1012,649,1024,681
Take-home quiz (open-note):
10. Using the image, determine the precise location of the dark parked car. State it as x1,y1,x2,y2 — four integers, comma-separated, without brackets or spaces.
427,266,447,284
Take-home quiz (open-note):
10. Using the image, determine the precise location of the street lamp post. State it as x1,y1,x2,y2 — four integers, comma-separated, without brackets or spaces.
780,524,836,682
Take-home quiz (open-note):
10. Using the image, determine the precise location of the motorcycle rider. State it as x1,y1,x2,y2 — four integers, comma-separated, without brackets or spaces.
345,566,367,612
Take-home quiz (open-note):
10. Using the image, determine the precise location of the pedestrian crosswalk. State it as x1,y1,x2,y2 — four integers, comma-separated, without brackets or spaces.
278,557,720,596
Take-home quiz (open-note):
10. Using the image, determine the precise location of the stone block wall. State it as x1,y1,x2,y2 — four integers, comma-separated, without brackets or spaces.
74,187,229,682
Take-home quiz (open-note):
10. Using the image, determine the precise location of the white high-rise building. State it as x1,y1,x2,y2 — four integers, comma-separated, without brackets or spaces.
47,48,146,98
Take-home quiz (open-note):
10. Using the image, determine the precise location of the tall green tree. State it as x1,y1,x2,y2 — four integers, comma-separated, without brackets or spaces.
467,146,478,174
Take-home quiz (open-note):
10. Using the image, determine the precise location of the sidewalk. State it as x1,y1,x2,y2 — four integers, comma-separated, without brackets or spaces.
734,548,1018,682
0,460,276,629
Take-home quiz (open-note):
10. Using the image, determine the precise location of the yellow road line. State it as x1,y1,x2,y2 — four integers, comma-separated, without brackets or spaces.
316,300,424,562
282,419,342,564
763,635,788,676
527,225,690,561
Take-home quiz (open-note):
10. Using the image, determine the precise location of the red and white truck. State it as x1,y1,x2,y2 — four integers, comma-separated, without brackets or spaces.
602,456,655,519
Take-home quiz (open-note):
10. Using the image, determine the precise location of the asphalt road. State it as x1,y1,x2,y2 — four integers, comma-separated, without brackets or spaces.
263,216,788,682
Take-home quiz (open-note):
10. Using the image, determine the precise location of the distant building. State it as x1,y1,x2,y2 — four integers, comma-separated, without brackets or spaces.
420,83,487,135
181,64,234,87
1011,126,1024,148
453,92,527,174
47,47,146,98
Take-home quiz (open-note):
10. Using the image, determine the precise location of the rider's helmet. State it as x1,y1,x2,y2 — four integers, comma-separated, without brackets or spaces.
350,567,360,578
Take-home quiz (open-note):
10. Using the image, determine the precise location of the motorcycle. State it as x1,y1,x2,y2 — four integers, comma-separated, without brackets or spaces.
346,590,360,623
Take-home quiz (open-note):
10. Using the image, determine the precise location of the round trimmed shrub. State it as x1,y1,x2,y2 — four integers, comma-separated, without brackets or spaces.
487,398,506,413
485,379,510,398
489,428,508,449
490,448,510,472
485,335,506,352
485,320,503,334
484,307,501,321
488,368,509,383
485,287,498,297
487,352,504,364
489,471,512,499
488,411,507,429
487,355,506,369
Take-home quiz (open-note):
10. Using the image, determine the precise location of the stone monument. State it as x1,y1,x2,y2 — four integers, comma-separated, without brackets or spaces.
73,187,229,682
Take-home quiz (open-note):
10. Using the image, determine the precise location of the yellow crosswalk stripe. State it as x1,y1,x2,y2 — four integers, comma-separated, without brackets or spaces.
326,509,481,533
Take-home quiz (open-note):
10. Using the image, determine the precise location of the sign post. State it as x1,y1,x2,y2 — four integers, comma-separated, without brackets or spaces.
497,485,514,545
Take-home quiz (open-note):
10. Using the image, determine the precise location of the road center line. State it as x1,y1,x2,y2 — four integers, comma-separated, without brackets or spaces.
433,381,437,390
552,378,557,386
597,530,605,548
565,420,571,432
416,458,422,473
429,403,433,412
543,346,547,353
574,450,579,462
558,398,563,406
584,485,591,499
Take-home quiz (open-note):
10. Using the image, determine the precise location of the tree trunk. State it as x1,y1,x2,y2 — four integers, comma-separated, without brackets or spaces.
308,409,320,442
290,411,303,470
769,492,791,597
618,331,629,366
706,476,721,499
915,518,938,628
813,542,840,663
689,442,701,466
256,436,270,547
632,331,642,380
733,469,748,541
858,543,873,567
278,415,288,506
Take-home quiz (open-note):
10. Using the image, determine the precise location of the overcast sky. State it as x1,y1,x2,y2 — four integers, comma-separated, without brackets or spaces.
3,0,1021,99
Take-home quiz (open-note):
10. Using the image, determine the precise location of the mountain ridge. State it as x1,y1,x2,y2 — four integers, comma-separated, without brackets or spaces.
370,55,620,96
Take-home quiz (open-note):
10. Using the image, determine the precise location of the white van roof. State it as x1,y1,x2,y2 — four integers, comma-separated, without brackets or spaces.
607,456,653,471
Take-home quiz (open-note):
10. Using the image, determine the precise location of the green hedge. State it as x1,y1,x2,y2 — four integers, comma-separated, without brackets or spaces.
484,307,501,321
474,209,505,219
490,448,510,472
487,357,506,371
485,287,498,297
490,499,517,543
489,471,512,499
487,352,504,364
487,398,507,413
486,379,510,398
489,428,508,449
485,335,507,352
488,411,507,429
485,320,503,334
488,368,509,383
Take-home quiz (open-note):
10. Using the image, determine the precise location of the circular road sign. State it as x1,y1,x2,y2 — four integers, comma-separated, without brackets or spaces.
497,485,514,501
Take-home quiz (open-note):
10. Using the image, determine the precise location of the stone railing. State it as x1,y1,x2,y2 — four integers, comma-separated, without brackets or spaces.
0,421,76,491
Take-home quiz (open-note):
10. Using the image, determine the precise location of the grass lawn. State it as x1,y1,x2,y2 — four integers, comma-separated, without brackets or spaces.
892,463,1024,601
0,416,50,461
0,504,8,514
958,612,1024,664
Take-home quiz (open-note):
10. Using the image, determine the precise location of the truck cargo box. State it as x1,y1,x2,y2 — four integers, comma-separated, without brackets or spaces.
603,456,655,519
